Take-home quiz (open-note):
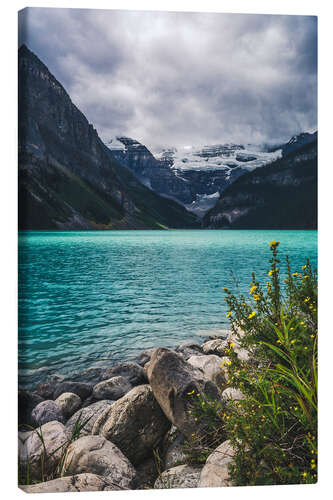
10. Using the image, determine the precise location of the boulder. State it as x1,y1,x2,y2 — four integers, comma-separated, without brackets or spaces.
187,354,227,388
19,473,123,492
202,338,229,356
53,381,92,400
132,456,159,489
228,330,251,363
222,387,245,401
164,432,187,469
102,361,147,386
93,376,132,400
31,400,65,426
176,340,203,360
55,392,81,419
19,421,69,482
198,440,236,487
137,348,155,367
92,384,170,465
18,390,43,428
154,464,202,489
62,435,136,489
66,400,114,437
146,348,221,438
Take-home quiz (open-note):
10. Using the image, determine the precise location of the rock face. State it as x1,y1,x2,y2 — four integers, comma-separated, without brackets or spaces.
18,45,198,231
18,390,43,427
66,400,114,437
62,435,136,489
154,464,202,489
93,376,132,400
55,392,81,419
102,361,147,386
146,348,220,438
53,381,93,401
92,385,171,465
19,473,122,493
31,400,65,426
187,354,227,388
19,421,69,482
199,440,236,487
203,137,317,229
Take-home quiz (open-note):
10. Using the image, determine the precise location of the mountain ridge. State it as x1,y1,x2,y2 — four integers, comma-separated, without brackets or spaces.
18,45,198,230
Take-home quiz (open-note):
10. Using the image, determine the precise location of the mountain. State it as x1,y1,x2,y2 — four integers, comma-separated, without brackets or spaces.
202,136,317,229
18,45,198,230
107,138,282,216
281,131,317,157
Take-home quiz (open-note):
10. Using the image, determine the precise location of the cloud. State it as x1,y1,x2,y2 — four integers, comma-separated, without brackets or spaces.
19,8,317,149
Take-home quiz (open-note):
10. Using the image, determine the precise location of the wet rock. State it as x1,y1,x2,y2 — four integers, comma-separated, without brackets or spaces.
62,435,136,489
137,348,155,367
93,376,132,400
102,361,146,386
19,473,123,492
31,400,65,426
176,340,204,360
92,385,170,465
55,392,81,419
53,381,93,401
18,390,43,428
66,400,114,437
154,464,202,489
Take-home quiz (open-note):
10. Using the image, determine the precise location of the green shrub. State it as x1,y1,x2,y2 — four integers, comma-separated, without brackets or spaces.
186,241,317,485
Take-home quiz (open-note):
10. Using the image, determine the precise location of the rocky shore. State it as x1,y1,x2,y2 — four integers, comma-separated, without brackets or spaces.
18,331,249,492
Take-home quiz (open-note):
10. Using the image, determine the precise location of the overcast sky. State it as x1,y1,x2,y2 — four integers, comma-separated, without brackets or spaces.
19,8,317,150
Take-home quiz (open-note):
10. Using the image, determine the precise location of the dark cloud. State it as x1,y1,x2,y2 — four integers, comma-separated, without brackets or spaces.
19,8,317,149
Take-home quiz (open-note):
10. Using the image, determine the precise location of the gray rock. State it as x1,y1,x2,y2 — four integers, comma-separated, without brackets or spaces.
164,432,187,469
154,464,202,489
199,440,236,487
19,421,69,482
202,338,229,356
222,387,245,401
133,456,159,489
62,435,136,489
55,392,81,419
19,473,123,492
137,348,155,367
93,376,132,400
66,400,114,437
146,347,221,439
187,354,227,388
31,400,65,426
102,361,147,385
176,340,204,361
18,390,43,428
92,384,170,465
53,381,93,400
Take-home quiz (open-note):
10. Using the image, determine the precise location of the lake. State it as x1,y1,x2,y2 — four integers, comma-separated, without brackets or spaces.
18,230,317,388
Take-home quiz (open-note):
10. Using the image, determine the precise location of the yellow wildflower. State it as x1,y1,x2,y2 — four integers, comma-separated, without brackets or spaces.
187,390,195,395
302,265,307,270
253,294,260,301
304,297,310,303
248,311,256,319
249,285,257,294
226,311,232,318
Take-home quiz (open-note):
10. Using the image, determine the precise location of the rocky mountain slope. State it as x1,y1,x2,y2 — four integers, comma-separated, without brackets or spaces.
108,138,282,217
18,45,198,230
203,137,317,229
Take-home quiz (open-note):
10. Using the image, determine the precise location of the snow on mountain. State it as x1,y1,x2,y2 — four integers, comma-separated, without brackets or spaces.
154,143,282,173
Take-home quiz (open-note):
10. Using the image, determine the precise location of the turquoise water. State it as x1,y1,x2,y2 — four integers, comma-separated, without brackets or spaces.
18,230,317,388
